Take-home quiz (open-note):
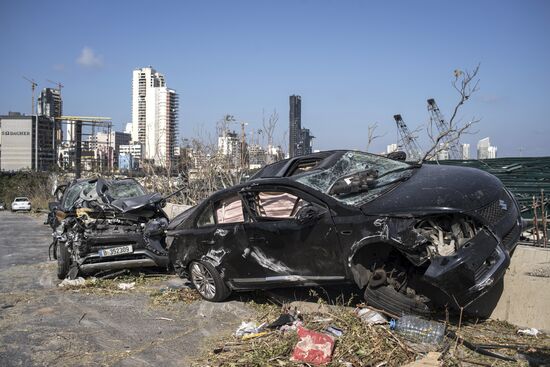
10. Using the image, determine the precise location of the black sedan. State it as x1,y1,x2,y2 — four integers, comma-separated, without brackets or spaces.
166,150,522,315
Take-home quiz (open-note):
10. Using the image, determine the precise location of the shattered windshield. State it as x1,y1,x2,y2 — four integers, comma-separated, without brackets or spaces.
108,180,146,199
296,151,416,206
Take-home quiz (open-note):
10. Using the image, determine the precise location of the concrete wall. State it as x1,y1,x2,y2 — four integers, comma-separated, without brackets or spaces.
490,245,550,331
468,245,550,331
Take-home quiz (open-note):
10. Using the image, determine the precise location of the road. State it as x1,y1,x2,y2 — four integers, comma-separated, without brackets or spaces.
0,211,254,367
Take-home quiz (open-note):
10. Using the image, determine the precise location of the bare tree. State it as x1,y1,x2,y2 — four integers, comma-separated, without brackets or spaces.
366,122,385,152
422,64,481,162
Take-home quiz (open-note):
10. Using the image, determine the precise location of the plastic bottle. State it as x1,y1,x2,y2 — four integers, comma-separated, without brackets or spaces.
389,315,445,344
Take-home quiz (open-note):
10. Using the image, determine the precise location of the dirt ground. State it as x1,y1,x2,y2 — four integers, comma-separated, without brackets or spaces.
0,211,255,367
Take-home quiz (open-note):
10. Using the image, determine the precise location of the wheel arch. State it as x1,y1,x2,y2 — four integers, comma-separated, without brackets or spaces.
348,237,414,290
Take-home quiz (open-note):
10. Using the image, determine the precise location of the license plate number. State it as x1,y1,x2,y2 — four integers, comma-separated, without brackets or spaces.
99,245,133,257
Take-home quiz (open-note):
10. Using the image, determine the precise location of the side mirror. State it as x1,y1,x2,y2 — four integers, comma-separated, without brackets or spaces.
48,201,60,211
295,204,326,225
387,151,407,161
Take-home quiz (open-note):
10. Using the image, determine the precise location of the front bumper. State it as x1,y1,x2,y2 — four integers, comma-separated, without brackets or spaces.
423,223,520,306
78,248,169,274
12,205,31,211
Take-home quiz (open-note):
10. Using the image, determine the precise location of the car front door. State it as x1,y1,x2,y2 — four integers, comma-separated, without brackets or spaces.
240,185,346,286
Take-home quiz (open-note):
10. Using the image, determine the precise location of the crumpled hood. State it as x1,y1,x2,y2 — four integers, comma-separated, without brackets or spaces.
361,164,503,216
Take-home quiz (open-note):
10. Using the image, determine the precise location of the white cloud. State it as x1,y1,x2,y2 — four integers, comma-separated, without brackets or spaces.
76,47,103,68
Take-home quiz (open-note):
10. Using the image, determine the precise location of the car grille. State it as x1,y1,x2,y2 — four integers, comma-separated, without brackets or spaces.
476,190,512,225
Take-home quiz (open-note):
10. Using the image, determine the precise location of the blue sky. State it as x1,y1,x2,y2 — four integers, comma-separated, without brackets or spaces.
1,0,549,156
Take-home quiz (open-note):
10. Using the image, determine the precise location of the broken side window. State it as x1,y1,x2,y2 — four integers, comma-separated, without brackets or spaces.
248,191,309,220
197,205,215,227
215,195,245,224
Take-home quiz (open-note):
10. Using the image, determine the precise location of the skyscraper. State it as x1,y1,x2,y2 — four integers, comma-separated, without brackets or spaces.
477,137,497,159
289,95,301,158
131,66,179,166
37,88,62,118
37,88,63,146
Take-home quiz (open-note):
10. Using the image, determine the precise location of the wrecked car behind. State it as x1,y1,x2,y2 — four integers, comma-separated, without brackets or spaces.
166,150,522,315
49,178,170,279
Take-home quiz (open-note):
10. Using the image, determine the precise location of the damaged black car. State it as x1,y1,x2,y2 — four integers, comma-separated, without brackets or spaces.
48,178,170,279
166,150,522,315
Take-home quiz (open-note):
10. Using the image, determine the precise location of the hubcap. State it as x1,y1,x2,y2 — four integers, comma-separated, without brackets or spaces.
190,262,216,299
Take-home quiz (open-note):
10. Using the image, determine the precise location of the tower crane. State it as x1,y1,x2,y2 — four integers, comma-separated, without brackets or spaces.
23,76,38,115
426,98,460,159
46,79,64,93
393,114,423,161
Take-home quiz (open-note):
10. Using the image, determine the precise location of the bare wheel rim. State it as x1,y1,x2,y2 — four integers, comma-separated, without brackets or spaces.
190,263,216,299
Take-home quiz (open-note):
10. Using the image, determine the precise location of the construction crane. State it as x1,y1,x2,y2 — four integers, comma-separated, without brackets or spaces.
426,98,461,159
393,114,423,161
23,76,38,115
46,79,64,93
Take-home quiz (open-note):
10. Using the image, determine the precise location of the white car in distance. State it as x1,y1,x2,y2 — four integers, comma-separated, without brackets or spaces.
11,197,31,212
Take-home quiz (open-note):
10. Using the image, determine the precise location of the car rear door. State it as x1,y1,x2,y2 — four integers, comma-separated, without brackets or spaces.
240,185,346,286
190,193,268,287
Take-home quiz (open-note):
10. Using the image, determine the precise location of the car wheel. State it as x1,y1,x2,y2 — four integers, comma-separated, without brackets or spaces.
189,261,230,302
365,285,432,316
364,263,432,316
57,242,71,279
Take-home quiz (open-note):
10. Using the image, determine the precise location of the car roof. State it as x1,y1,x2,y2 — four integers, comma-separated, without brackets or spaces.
249,150,347,179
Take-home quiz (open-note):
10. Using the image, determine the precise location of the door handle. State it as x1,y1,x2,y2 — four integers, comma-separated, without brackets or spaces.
201,240,215,245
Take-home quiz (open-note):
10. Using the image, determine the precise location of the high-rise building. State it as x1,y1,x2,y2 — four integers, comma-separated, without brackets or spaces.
462,143,470,160
477,137,497,159
386,144,398,154
38,88,62,118
37,88,63,146
299,128,314,156
289,95,314,157
289,95,301,158
131,66,178,166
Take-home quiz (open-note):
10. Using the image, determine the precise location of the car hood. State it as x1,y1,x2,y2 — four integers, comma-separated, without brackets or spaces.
361,164,503,216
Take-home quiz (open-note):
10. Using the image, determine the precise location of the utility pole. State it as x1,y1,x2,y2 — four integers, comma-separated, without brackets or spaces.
23,76,38,115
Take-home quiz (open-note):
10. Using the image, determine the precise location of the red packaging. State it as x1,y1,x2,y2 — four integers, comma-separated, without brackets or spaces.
290,326,335,365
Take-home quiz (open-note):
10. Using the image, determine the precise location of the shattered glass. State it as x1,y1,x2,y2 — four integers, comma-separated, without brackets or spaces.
296,151,415,206
108,181,147,199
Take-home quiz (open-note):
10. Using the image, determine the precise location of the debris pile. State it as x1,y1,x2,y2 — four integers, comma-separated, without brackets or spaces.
198,301,550,366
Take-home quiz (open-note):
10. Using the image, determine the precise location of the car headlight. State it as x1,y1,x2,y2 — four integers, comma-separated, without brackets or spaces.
415,214,481,257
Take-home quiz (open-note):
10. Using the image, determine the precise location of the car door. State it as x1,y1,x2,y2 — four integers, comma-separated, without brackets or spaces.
240,185,346,286
190,193,267,287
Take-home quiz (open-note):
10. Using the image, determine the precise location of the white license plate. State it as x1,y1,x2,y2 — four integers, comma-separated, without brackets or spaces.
99,245,133,257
